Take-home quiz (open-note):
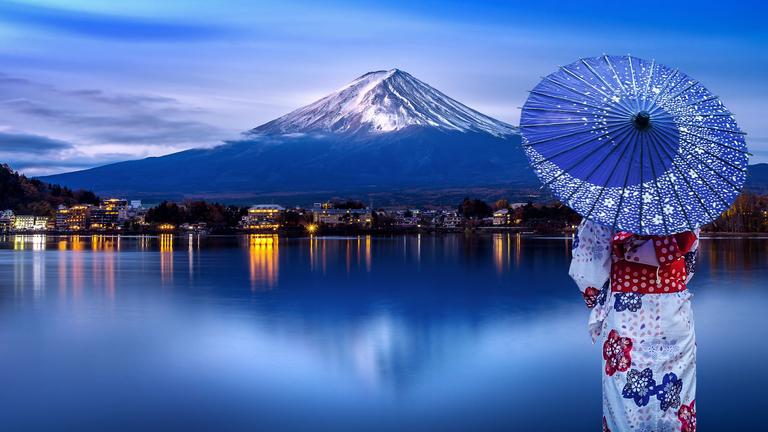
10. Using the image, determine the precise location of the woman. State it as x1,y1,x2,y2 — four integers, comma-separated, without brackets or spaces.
570,220,699,432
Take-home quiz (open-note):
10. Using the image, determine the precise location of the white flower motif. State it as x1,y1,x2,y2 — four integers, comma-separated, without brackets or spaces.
663,204,674,214
611,95,621,103
642,192,654,203
652,215,663,224
668,173,677,182
604,198,615,208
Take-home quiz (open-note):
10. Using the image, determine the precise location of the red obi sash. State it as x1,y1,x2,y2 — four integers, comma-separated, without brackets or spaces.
610,231,697,294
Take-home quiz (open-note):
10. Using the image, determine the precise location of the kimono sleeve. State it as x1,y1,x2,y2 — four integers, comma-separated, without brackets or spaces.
569,220,612,308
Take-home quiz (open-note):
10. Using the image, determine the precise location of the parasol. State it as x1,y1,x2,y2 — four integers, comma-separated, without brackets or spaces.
520,54,749,235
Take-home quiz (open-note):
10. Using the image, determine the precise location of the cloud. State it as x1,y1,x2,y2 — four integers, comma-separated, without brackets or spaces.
3,98,223,144
0,72,233,146
0,71,238,175
0,2,232,42
0,131,74,153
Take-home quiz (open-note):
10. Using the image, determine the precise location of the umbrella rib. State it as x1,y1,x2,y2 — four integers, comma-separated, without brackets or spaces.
654,127,745,190
523,129,586,147
649,129,722,220
611,128,642,231
656,147,726,221
647,72,691,116
680,94,719,108
523,118,629,128
582,128,638,223
675,123,747,135
627,55,639,112
530,123,631,163
647,131,695,231
603,55,628,93
677,128,751,155
642,59,656,112
560,66,637,116
668,161,719,223
524,122,625,147
578,59,636,116
521,107,624,119
665,80,700,102
561,125,637,205
676,113,734,118
580,58,618,93
542,75,605,105
560,66,612,99
647,69,680,108
645,118,746,137
692,144,747,172
528,90,607,111
645,133,671,234
653,127,739,203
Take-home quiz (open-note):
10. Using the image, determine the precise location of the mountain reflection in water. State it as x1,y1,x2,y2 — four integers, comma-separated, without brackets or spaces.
0,234,765,431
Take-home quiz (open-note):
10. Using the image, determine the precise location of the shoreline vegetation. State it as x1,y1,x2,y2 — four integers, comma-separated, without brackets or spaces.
4,164,768,236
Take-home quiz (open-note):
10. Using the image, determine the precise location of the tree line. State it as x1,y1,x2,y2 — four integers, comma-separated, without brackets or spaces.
0,164,99,216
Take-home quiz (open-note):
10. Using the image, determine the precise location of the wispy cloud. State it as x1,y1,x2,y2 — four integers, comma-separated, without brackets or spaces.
0,71,237,175
0,1,232,41
0,131,74,153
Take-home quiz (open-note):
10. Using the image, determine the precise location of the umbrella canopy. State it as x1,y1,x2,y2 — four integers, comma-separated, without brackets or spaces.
520,55,750,235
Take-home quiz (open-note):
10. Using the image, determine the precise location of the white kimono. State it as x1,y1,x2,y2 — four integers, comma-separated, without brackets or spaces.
570,220,698,432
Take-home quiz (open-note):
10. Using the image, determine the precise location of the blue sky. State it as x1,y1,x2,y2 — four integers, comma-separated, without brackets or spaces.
1,0,766,175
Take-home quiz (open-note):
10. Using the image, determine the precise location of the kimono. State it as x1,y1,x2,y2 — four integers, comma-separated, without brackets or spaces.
570,220,699,432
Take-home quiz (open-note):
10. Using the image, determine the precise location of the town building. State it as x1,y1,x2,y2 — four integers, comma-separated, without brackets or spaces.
0,210,15,233
13,215,49,231
101,198,131,222
312,202,372,227
241,204,285,230
493,209,511,225
438,211,464,228
90,208,119,230
55,204,91,231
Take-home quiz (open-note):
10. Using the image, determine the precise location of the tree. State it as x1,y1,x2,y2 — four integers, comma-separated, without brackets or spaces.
458,197,492,219
493,199,510,211
145,201,185,225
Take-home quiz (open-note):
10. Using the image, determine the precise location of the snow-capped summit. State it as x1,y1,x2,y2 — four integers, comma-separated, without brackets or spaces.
251,69,517,137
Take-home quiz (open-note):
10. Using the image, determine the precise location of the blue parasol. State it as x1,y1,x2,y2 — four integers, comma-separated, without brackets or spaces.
520,55,750,235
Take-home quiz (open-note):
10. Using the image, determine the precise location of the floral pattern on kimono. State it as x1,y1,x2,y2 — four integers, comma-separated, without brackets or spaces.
570,221,700,431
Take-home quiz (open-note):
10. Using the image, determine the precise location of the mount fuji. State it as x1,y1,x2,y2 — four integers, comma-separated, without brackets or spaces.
41,69,536,204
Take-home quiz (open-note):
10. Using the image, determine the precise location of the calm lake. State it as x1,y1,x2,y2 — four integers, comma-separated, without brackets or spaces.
0,233,765,431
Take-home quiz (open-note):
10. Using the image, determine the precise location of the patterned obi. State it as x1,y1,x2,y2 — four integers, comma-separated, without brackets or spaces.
610,231,697,295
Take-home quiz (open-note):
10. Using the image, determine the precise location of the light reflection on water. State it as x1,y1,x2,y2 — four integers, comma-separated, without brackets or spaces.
0,234,765,431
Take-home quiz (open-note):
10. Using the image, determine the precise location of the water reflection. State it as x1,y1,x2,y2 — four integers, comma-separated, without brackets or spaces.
247,234,278,289
160,234,174,283
0,234,766,430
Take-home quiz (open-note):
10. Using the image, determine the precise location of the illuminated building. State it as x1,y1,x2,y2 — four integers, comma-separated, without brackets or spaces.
439,211,464,228
493,209,511,226
55,204,91,231
101,198,130,222
241,204,285,231
312,202,372,227
90,208,119,230
0,210,14,232
13,215,49,231
158,223,176,231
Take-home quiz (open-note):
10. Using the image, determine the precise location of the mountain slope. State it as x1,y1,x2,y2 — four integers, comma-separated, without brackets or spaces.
252,69,516,137
41,69,535,204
